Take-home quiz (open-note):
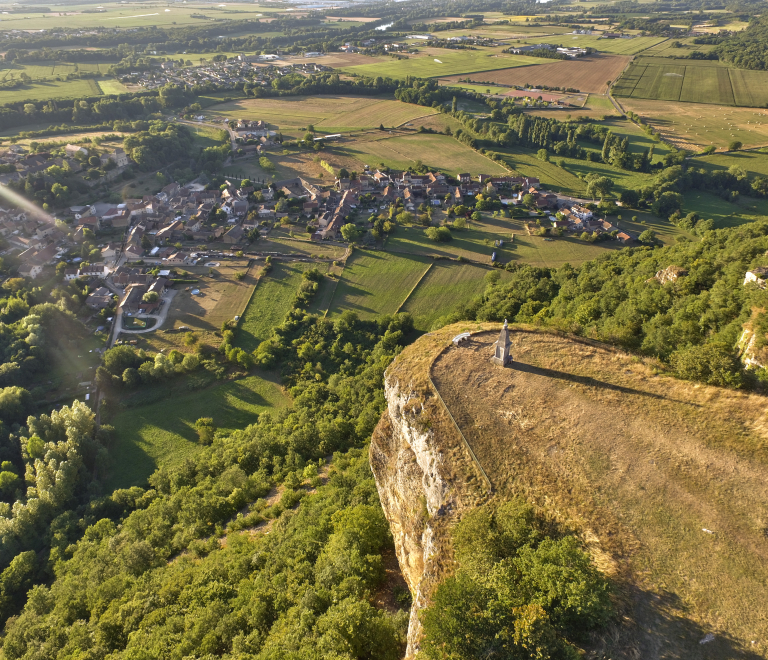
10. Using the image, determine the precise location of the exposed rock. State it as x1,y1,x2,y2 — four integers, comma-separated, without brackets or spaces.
649,264,687,285
738,308,768,369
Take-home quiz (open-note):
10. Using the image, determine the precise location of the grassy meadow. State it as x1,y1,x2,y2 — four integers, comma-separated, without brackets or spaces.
106,373,289,490
400,261,505,330
336,132,508,174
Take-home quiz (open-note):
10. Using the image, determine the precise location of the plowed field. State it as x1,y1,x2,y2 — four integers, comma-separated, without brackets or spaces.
440,54,630,94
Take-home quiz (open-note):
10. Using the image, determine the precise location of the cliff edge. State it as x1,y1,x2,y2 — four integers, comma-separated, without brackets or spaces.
372,323,768,659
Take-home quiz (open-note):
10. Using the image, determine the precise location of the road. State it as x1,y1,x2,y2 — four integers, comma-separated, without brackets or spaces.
109,289,178,348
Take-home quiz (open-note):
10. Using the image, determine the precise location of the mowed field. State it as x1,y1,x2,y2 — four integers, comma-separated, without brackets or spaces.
335,132,508,174
0,77,101,102
441,54,630,95
524,33,667,55
613,57,768,106
204,96,438,132
338,47,547,79
621,98,768,150
400,261,505,330
326,251,431,319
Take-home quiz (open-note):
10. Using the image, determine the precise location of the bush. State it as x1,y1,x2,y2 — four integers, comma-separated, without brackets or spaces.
425,226,452,242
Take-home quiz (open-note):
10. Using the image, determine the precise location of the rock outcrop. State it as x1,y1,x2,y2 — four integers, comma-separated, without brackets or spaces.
370,327,488,657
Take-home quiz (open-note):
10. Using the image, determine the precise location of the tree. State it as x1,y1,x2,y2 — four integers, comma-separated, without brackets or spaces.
142,291,159,303
728,140,743,151
425,226,452,242
395,211,413,225
585,175,613,200
122,368,141,388
195,417,215,445
453,216,467,229
234,271,246,281
522,194,536,207
537,148,549,162
638,229,656,244
340,224,363,242
703,145,716,155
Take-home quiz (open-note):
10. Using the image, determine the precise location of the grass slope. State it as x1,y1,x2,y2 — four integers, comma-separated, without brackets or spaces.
400,262,501,330
236,261,323,353
106,374,289,491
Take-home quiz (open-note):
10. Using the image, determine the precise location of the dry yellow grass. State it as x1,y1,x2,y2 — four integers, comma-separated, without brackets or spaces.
387,323,768,659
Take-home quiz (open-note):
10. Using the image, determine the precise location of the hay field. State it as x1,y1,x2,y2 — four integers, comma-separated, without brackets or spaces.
204,96,437,132
613,58,768,106
326,251,431,319
338,47,546,79
441,54,630,94
336,133,508,174
621,98,768,150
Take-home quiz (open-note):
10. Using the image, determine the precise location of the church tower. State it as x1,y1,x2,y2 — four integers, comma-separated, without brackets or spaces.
490,319,512,366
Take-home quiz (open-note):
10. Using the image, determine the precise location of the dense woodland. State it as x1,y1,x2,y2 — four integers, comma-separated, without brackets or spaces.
443,221,768,388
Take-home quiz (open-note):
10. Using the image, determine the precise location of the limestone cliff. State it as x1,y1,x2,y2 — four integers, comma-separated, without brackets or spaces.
370,326,490,657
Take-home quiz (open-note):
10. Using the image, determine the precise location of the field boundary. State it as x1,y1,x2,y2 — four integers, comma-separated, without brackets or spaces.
233,261,263,332
394,262,433,314
322,245,352,318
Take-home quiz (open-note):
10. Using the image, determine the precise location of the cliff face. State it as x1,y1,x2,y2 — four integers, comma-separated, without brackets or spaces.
369,327,489,657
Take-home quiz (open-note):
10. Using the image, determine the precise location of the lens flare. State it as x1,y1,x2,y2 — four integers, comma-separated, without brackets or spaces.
0,185,59,226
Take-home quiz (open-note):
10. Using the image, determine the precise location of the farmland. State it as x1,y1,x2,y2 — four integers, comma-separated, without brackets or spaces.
400,262,505,330
106,373,289,491
441,54,630,95
338,47,546,79
0,77,101,103
0,2,282,30
523,33,667,55
613,57,768,107
620,98,768,150
204,96,438,133
691,151,768,178
326,251,431,319
335,132,508,174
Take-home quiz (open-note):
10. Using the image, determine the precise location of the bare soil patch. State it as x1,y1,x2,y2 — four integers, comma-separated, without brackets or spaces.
442,54,630,94
426,326,768,659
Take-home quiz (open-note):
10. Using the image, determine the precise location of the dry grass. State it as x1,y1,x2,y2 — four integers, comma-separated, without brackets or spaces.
388,323,768,659
441,54,631,95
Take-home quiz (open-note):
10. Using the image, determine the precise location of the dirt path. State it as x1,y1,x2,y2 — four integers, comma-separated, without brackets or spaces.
430,330,768,660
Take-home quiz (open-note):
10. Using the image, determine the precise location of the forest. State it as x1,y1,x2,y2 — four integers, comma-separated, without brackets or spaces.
442,220,768,388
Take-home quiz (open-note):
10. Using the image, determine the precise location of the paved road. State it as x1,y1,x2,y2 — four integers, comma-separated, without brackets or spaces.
110,289,178,347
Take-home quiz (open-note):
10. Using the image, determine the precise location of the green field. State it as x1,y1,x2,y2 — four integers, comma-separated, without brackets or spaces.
204,95,438,132
236,261,324,353
326,251,431,319
440,82,511,95
0,77,102,102
691,151,768,177
613,57,768,106
337,133,508,174
400,261,504,330
106,374,289,490
683,190,768,228
338,47,546,80
0,2,282,30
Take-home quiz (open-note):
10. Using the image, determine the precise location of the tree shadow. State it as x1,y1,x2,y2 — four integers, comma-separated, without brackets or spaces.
616,585,765,660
